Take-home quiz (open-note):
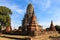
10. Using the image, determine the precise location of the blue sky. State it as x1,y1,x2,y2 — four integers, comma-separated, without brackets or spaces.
0,0,60,29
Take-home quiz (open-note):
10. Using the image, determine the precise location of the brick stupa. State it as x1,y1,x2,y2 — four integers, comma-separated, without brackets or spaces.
50,20,56,31
5,26,12,32
27,13,40,36
22,3,41,36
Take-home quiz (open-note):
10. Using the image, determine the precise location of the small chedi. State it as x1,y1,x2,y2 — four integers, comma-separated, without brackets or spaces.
22,3,42,36
49,20,56,31
5,26,12,32
2,26,12,34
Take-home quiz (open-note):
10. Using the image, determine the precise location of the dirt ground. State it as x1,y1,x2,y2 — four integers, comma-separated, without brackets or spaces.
0,32,60,40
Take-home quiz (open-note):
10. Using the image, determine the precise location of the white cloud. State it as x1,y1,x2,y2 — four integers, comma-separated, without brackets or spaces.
38,8,60,28
44,0,51,10
0,0,25,14
31,0,51,11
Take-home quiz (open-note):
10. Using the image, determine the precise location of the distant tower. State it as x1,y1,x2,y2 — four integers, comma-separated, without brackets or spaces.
50,20,56,31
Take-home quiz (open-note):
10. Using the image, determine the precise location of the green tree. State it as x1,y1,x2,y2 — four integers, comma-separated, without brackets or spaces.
0,6,12,15
46,28,50,31
55,25,60,31
0,6,12,31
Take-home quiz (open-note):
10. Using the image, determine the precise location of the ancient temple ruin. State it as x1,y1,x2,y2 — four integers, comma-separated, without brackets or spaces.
5,26,12,32
22,3,42,36
49,20,56,31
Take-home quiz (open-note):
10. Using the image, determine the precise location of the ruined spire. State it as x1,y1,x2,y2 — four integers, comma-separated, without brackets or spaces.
22,3,35,27
51,20,53,26
26,3,34,16
27,3,34,11
50,20,56,31
22,3,42,36
22,3,34,31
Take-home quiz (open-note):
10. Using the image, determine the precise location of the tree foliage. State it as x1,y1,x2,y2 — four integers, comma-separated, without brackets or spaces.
46,28,50,31
0,6,12,15
0,6,12,28
55,25,60,31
